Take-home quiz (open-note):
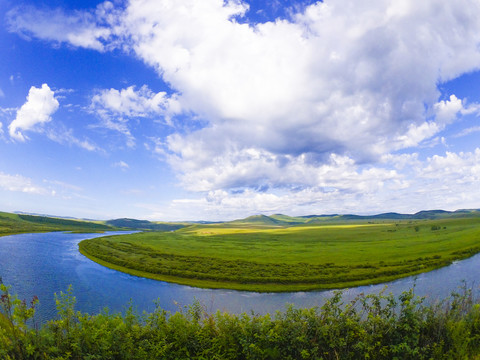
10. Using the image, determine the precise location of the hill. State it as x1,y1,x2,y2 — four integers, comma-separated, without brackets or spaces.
2,208,480,236
229,214,286,226
0,212,115,236
228,209,480,226
105,218,185,231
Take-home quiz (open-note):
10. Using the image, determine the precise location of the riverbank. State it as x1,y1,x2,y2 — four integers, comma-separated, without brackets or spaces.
79,216,480,292
2,231,480,327
1,283,479,359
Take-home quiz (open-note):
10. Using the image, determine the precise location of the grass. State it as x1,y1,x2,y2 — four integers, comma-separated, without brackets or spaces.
0,211,115,236
79,216,480,292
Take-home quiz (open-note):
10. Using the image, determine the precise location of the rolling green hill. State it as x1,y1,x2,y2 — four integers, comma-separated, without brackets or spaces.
0,212,115,236
105,218,185,231
3,209,479,237
229,209,480,226
229,214,287,226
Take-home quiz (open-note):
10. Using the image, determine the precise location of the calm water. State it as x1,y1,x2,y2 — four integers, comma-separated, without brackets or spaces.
0,232,479,323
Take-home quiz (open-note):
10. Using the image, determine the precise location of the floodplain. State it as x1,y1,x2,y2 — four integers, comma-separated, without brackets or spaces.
79,214,480,292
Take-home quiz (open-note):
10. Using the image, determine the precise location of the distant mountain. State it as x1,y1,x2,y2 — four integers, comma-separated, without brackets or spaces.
231,213,347,226
298,214,339,219
227,209,480,226
338,213,412,220
230,214,286,226
185,220,222,224
14,211,80,220
0,211,115,235
7,208,480,232
105,218,185,231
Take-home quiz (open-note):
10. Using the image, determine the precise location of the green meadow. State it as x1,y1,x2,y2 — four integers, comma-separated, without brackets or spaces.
0,211,114,236
79,215,480,292
3,210,480,292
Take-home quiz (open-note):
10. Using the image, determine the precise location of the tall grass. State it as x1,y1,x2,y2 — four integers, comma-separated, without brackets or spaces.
1,280,479,359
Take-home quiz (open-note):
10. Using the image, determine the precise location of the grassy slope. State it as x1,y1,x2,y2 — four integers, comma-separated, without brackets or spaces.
105,218,185,231
79,216,480,292
0,211,115,236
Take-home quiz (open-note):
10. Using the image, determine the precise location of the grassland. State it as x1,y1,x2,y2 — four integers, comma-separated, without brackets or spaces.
79,215,480,292
0,211,115,236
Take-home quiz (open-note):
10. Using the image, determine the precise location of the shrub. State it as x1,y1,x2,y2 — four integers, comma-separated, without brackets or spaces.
0,282,479,359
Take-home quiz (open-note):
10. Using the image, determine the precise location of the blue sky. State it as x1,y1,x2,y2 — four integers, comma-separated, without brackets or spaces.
1,0,480,221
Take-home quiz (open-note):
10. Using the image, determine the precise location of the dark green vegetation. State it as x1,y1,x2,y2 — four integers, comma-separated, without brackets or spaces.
1,282,480,359
233,209,480,226
0,212,115,236
105,218,185,231
80,211,480,292
0,211,189,237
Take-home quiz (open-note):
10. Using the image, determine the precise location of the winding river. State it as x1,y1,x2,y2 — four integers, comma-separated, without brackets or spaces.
0,231,479,324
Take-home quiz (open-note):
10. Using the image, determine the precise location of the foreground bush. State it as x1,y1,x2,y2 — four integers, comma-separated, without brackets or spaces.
1,280,479,359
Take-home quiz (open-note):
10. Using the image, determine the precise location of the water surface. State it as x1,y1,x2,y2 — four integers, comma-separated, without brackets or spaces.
0,232,478,323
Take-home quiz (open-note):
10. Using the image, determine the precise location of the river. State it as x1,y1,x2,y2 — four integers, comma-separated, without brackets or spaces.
0,231,478,323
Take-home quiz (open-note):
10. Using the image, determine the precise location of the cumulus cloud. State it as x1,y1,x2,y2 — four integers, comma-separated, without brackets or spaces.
8,0,480,198
9,84,59,141
157,148,480,221
119,0,480,191
166,141,399,193
434,95,464,125
422,150,480,181
391,95,480,148
91,85,181,120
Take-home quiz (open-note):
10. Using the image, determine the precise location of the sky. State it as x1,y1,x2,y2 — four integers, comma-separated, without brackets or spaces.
1,0,480,221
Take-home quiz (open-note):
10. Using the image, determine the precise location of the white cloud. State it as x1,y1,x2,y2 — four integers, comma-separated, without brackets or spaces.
391,95,480,148
454,126,480,138
6,3,116,51
113,161,129,170
421,150,480,181
0,172,48,194
0,88,4,98
159,149,480,221
434,95,463,125
166,141,399,193
9,84,59,141
116,0,480,191
393,121,440,149
8,0,480,205
90,85,182,146
162,185,405,221
44,179,83,192
46,127,102,152
91,85,181,121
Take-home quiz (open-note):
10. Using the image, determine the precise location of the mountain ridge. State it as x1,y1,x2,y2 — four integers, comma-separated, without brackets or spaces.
7,208,480,230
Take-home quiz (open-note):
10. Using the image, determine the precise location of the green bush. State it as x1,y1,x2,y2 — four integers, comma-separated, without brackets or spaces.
1,280,479,359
